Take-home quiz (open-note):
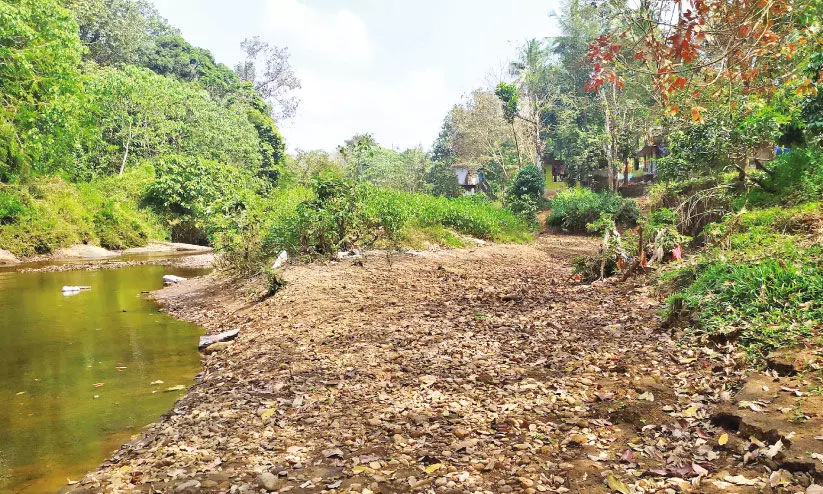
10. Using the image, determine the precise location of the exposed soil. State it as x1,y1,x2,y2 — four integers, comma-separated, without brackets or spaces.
68,236,821,493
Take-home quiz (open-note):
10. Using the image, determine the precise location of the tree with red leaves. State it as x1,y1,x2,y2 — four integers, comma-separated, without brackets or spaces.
586,0,823,180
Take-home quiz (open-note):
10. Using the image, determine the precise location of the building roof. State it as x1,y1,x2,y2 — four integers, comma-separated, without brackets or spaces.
450,162,481,171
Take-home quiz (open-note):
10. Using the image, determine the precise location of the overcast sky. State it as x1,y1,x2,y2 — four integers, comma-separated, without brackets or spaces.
152,0,560,152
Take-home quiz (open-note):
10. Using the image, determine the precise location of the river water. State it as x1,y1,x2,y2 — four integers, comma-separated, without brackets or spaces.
0,264,207,493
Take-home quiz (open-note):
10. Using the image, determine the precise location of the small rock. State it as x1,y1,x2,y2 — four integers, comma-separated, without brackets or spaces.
163,274,187,285
204,341,233,355
0,249,20,265
258,472,278,491
199,328,240,350
454,427,470,439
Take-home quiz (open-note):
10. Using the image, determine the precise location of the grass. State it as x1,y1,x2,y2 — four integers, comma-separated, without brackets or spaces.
223,177,533,272
666,250,823,360
661,193,823,361
396,224,468,250
0,166,166,257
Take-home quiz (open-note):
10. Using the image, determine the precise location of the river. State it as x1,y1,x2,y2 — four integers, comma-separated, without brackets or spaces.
0,263,208,493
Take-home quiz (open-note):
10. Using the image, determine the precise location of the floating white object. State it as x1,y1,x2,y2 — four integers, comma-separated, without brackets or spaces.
62,286,91,292
162,275,187,285
272,250,288,270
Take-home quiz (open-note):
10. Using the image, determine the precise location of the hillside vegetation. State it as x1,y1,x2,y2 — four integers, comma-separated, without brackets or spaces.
0,0,533,261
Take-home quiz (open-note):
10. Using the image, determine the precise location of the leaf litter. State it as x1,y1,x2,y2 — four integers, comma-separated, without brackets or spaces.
68,236,818,493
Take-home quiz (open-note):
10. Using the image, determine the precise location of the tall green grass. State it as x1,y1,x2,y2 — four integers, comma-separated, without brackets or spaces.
666,250,823,359
0,166,165,256
237,179,532,268
663,201,823,360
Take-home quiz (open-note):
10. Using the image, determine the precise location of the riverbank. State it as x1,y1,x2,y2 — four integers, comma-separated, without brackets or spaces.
69,236,821,493
4,242,215,273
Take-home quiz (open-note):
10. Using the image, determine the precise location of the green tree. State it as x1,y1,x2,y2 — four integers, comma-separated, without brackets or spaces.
85,65,262,176
1,0,86,179
65,0,173,66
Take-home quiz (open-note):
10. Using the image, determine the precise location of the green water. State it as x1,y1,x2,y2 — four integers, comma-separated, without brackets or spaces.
0,265,206,493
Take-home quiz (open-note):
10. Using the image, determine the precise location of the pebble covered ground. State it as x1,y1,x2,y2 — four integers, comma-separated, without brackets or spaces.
70,236,821,493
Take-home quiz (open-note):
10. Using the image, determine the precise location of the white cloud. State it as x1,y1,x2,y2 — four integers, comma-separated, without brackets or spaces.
281,67,450,151
261,0,374,63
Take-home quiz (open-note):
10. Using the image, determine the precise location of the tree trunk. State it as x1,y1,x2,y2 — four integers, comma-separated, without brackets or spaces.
119,119,133,175
600,91,616,191
511,123,523,168
532,119,543,170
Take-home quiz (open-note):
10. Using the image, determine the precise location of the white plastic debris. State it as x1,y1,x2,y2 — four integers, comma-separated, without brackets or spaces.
272,251,288,270
162,275,187,285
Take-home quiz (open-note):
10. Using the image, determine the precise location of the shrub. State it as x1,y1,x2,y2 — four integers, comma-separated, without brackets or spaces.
0,170,165,256
0,189,28,225
145,154,261,244
743,148,823,207
229,178,534,268
646,207,691,253
506,165,545,222
547,186,639,233
425,161,461,198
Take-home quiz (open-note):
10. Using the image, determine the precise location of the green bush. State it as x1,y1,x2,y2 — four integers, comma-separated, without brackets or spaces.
145,154,262,244
230,177,533,267
742,148,823,207
0,189,28,225
505,165,545,222
547,186,639,233
0,170,166,256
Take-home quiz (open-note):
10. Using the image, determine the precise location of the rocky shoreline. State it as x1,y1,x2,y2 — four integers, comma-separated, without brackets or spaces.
18,252,216,273
3,242,215,272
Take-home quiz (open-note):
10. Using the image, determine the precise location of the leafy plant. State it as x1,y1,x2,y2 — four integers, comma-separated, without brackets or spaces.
548,186,639,233
666,250,823,360
0,189,27,225
506,165,545,222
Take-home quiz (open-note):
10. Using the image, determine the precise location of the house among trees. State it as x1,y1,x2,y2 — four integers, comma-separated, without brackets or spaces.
636,128,667,176
547,157,566,183
451,163,488,195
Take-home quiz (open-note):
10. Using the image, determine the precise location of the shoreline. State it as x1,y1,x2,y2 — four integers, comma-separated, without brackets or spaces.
2,242,215,273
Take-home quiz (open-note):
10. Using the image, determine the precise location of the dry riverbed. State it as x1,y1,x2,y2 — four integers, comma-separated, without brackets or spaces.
69,236,822,493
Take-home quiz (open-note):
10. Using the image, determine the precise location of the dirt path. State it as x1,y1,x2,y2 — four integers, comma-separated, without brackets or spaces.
70,236,814,493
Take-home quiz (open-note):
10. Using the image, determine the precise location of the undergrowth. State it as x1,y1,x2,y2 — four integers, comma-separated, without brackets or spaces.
223,175,532,273
547,186,640,233
0,167,165,256
659,152,823,360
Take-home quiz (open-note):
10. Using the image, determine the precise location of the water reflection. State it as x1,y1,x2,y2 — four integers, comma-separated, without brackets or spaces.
0,265,206,493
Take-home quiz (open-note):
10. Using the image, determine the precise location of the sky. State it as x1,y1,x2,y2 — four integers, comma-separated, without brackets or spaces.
151,0,561,153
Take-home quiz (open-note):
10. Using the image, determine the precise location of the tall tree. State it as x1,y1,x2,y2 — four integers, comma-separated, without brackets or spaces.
65,0,174,66
1,0,86,178
235,37,301,122
586,0,823,180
